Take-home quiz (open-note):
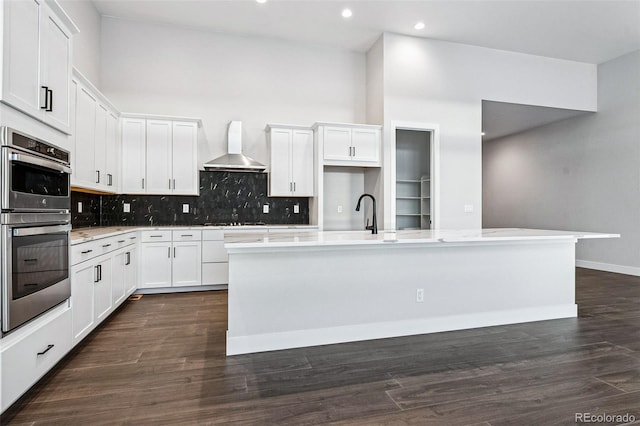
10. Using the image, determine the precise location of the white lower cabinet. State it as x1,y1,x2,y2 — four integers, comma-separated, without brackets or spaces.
1,305,72,412
70,234,137,346
139,230,202,289
202,230,229,285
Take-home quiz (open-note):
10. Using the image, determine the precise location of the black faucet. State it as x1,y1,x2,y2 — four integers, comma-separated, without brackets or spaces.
355,193,378,234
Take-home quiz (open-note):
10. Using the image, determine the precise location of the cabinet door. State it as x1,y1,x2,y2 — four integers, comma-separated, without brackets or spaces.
124,249,137,295
71,261,95,345
351,128,380,164
112,251,126,307
323,126,352,161
94,258,113,324
121,118,146,193
146,120,172,194
139,243,172,288
171,121,198,195
268,128,292,196
291,129,314,196
1,0,42,118
94,104,108,188
106,112,119,190
72,85,97,188
40,8,71,133
172,242,201,287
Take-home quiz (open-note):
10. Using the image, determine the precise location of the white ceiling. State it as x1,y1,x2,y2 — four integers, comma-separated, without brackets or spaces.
92,0,640,64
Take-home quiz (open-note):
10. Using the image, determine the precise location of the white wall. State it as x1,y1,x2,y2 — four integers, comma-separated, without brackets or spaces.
100,17,366,169
323,168,365,231
483,50,640,272
381,34,598,230
59,0,101,87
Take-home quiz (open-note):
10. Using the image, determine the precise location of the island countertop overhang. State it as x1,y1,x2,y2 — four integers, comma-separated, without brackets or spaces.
223,228,620,252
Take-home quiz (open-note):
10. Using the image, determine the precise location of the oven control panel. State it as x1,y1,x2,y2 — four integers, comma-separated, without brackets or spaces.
5,129,70,165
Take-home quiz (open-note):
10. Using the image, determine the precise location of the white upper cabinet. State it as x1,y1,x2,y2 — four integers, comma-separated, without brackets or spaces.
121,115,199,195
145,120,172,194
0,0,77,133
121,118,146,193
70,71,120,193
72,83,97,188
317,123,382,167
171,121,198,194
266,124,314,197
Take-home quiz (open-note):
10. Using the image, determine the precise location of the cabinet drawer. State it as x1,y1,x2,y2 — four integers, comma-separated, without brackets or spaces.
172,230,202,241
202,262,229,285
202,241,228,262
71,240,101,265
1,307,72,411
202,229,224,241
114,232,138,248
140,230,172,242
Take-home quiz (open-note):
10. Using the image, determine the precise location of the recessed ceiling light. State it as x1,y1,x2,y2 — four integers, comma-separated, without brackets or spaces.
414,22,425,30
256,0,267,3
342,9,353,18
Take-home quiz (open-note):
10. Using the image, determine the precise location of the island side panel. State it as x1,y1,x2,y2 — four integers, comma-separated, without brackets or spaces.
226,240,576,355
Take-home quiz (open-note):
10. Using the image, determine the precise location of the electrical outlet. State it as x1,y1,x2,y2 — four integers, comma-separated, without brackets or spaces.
123,203,130,213
263,204,269,214
77,202,82,213
337,205,343,213
464,204,474,213
416,288,424,303
294,204,300,214
182,204,190,213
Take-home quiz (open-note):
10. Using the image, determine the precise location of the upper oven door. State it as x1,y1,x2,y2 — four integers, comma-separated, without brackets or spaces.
2,147,71,212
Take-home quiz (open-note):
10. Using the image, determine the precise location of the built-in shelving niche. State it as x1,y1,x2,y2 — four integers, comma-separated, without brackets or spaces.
395,129,433,230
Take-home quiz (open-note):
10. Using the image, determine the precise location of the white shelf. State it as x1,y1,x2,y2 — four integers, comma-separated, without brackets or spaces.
397,196,421,200
397,179,420,183
397,213,421,217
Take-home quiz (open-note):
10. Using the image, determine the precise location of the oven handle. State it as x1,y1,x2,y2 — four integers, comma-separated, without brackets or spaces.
7,149,72,174
12,224,71,237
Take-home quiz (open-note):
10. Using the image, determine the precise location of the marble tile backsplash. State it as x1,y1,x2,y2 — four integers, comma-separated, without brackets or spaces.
72,171,310,228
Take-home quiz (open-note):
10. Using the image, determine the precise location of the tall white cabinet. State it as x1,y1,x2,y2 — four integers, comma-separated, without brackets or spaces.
0,0,78,134
70,70,120,192
266,124,314,197
121,115,199,195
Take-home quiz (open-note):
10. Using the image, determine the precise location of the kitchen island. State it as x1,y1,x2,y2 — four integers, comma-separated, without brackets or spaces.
224,228,618,355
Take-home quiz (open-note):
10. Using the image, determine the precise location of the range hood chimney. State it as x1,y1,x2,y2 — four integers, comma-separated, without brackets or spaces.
203,121,266,172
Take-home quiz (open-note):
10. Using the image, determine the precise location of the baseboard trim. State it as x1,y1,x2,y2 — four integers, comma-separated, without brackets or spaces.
135,284,228,294
226,304,577,355
576,260,640,276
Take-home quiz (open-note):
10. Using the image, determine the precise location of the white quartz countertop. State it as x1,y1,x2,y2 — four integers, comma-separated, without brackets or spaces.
223,228,620,250
70,225,318,244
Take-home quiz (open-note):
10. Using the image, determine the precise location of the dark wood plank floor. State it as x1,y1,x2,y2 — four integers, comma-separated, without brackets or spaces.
3,268,640,425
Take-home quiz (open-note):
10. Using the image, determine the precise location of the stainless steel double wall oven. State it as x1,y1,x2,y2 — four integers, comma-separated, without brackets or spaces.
1,127,72,334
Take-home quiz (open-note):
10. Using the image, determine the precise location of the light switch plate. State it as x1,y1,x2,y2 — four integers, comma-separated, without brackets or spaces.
123,203,130,213
77,202,82,213
294,204,300,214
464,204,474,213
337,205,343,213
263,204,269,214
182,204,190,213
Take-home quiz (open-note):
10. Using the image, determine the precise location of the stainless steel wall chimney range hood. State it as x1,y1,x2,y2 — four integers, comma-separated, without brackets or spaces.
203,121,266,172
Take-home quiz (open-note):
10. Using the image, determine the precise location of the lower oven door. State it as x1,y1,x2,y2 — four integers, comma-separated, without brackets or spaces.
2,223,71,333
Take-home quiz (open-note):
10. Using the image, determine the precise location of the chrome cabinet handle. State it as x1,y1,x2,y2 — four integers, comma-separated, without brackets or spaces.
173,179,176,189
102,243,111,248
81,249,93,254
167,247,170,258
173,247,176,258
117,240,125,243
37,344,54,356
125,252,131,265
142,178,145,189
181,234,193,237
169,179,172,189
150,235,163,238
130,236,137,240
293,182,296,192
